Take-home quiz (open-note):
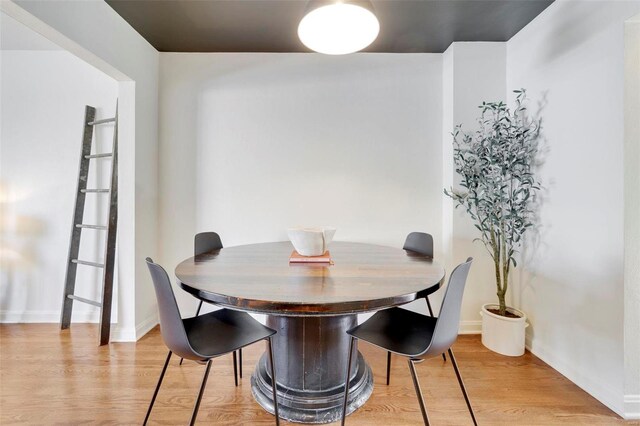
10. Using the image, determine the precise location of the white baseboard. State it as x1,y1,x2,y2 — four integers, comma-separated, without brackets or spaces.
136,313,158,340
0,310,98,323
0,310,158,343
110,313,158,342
525,334,624,418
459,320,482,334
110,324,136,342
624,394,640,420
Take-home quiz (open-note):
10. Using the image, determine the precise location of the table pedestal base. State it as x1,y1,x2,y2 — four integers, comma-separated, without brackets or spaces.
251,315,374,424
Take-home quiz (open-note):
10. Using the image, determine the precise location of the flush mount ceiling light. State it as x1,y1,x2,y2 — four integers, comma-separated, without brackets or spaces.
298,1,380,55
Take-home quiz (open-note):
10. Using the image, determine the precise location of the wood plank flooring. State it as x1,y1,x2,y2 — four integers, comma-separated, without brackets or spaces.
0,324,633,425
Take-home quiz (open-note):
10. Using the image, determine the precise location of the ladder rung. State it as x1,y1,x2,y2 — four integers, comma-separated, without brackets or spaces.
81,189,109,193
85,153,113,159
72,259,104,268
76,224,107,230
88,117,116,126
67,294,102,308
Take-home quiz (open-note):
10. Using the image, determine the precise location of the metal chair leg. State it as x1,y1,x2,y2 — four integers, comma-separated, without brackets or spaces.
408,358,430,426
143,350,172,425
425,297,434,317
425,298,446,362
267,337,280,425
239,348,243,378
386,351,392,385
233,350,239,386
195,300,204,317
189,359,213,426
448,349,478,426
181,300,206,366
341,336,356,426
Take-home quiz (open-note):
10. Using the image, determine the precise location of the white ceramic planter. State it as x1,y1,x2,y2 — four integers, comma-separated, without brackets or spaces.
480,303,528,357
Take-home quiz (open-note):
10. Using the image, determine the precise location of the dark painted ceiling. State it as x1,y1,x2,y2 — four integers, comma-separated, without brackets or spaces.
106,0,553,53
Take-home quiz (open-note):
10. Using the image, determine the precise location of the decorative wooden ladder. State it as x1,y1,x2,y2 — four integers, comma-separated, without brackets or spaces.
60,104,118,346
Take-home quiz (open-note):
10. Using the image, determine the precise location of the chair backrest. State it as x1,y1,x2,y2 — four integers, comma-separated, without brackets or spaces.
145,258,199,360
194,232,223,256
421,257,473,358
403,232,434,258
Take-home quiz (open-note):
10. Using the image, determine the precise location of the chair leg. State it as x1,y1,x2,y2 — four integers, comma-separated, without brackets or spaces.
195,300,204,317
340,336,356,426
425,298,446,362
239,348,243,378
425,296,434,317
189,359,213,426
386,351,392,385
181,300,205,366
233,351,239,386
408,358,430,426
448,348,478,426
143,350,172,425
267,337,280,425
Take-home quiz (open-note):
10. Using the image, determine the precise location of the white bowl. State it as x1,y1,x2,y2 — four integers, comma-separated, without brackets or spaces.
287,227,336,256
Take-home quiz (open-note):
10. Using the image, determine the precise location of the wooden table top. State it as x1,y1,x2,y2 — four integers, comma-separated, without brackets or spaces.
175,241,445,316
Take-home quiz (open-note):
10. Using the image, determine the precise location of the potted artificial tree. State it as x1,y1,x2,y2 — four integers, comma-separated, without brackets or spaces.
445,90,541,356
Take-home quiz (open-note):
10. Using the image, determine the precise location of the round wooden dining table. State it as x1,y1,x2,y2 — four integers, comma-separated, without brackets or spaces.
175,241,445,424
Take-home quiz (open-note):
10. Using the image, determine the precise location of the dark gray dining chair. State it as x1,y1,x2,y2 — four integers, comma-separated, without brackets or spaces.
144,258,280,426
180,232,242,385
193,232,224,318
385,232,444,385
341,258,477,426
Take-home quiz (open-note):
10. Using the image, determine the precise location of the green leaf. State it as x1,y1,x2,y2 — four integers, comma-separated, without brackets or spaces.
443,87,541,286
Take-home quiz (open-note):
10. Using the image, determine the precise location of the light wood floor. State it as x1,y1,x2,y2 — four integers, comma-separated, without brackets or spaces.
0,324,633,425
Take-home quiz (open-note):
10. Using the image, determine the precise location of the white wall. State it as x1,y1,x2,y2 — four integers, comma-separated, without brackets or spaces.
4,0,161,340
624,14,640,419
506,0,640,417
442,42,507,332
1,45,118,322
159,53,443,313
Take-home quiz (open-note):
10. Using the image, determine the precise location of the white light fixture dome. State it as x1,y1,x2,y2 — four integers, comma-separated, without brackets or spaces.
298,1,380,55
